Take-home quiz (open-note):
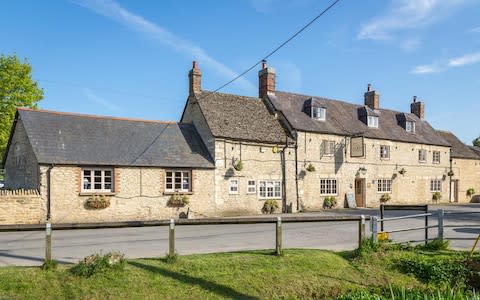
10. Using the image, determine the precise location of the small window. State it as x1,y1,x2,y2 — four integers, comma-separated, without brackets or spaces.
406,121,415,133
432,151,440,164
259,180,281,199
165,170,191,193
367,116,378,128
320,179,337,196
322,140,336,156
247,180,256,194
430,179,441,192
380,145,390,160
82,168,113,193
229,179,239,194
418,149,427,162
311,107,326,121
377,179,392,193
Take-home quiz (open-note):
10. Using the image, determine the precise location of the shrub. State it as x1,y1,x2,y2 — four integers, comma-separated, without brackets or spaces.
432,192,442,202
167,192,189,207
262,199,279,214
41,259,58,271
355,238,380,258
417,238,449,251
380,193,391,203
467,188,475,197
70,252,125,277
85,195,110,209
323,196,337,209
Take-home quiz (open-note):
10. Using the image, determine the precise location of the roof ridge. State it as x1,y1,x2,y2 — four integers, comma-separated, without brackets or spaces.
17,107,177,124
198,90,261,101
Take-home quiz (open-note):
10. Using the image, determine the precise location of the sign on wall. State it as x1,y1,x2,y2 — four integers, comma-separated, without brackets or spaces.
350,136,365,158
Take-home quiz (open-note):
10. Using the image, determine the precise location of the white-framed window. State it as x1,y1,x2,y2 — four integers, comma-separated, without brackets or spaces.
247,180,256,194
82,168,113,193
432,151,440,164
320,179,337,196
367,116,379,128
380,145,390,160
430,179,441,192
406,121,415,133
165,170,191,193
322,140,336,156
311,107,326,121
418,149,427,162
229,179,239,194
377,179,392,193
259,180,281,199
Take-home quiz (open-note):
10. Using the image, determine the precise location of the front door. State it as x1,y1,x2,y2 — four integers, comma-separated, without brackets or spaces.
355,179,365,207
450,180,459,202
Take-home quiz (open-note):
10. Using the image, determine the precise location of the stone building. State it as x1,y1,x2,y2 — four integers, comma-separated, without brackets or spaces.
1,61,479,224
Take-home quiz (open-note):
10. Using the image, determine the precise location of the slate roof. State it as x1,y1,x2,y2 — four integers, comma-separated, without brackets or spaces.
12,108,214,168
437,131,480,160
192,91,289,144
268,91,451,147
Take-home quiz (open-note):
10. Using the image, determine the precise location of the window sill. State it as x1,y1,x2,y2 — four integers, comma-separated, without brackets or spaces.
79,192,116,196
259,198,282,200
163,192,193,196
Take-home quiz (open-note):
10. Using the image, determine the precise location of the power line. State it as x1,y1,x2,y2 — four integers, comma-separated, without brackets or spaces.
206,0,342,95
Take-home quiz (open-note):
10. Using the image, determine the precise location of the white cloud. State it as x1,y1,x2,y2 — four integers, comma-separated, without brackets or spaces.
73,0,255,92
411,50,480,74
83,88,122,112
358,0,465,41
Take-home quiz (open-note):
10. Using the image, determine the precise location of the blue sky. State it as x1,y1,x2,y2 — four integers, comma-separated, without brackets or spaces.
2,0,480,143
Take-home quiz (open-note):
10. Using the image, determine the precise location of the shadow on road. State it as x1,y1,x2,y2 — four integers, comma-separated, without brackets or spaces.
129,260,258,300
454,228,480,234
0,250,71,265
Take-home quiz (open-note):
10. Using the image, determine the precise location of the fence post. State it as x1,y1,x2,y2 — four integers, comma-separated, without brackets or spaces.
358,215,366,248
169,219,175,257
276,217,282,256
45,221,52,263
380,204,385,232
371,216,378,243
437,209,444,241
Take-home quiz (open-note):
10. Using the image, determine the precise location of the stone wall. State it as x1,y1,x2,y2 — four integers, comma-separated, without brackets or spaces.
4,118,39,189
451,158,480,203
296,132,451,209
40,165,216,224
0,190,45,224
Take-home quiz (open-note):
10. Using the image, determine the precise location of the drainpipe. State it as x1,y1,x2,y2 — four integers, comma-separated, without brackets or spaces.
449,149,453,203
46,164,54,221
294,133,299,212
280,136,289,213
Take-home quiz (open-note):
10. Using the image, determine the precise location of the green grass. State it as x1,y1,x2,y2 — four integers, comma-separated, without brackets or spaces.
0,248,475,299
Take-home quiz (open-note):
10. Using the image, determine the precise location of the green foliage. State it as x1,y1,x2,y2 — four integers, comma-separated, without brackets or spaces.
70,252,125,277
85,194,110,209
432,192,442,202
380,193,391,203
306,163,316,172
395,254,470,287
467,188,475,197
262,199,279,214
0,54,43,166
164,252,178,264
323,196,337,209
339,286,480,300
167,192,189,207
473,137,480,147
416,238,449,251
41,260,58,271
355,238,380,258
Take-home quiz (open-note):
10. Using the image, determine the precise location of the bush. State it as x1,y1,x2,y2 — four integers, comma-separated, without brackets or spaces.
432,192,442,202
70,252,125,277
355,238,380,258
167,192,189,207
85,195,110,209
380,193,391,203
41,260,58,271
262,199,279,214
467,188,475,197
323,196,337,209
416,238,449,251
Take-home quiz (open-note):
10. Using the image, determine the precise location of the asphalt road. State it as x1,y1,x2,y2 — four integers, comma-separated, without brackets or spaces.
0,204,479,266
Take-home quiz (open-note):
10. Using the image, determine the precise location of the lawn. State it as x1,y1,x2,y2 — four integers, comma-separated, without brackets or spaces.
0,247,477,299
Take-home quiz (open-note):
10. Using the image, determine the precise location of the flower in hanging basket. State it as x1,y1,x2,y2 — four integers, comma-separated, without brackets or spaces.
323,196,337,209
380,193,391,203
233,160,243,171
398,168,407,175
447,170,454,177
306,163,316,172
167,192,189,207
432,192,442,202
467,188,475,197
86,195,110,209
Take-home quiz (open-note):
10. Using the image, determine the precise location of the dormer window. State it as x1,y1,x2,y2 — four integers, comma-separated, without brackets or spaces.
367,116,378,128
406,121,415,133
311,107,326,121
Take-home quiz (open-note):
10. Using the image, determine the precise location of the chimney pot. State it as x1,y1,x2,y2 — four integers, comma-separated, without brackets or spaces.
410,97,425,119
364,84,379,110
367,83,372,92
413,95,417,103
192,61,198,69
189,61,202,95
262,60,267,69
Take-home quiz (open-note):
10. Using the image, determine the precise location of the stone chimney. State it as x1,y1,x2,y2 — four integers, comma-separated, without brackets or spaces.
258,60,275,98
364,83,380,110
189,61,202,95
410,96,425,119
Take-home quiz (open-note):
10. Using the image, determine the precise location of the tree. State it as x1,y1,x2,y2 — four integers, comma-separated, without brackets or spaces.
0,54,43,166
473,137,480,147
